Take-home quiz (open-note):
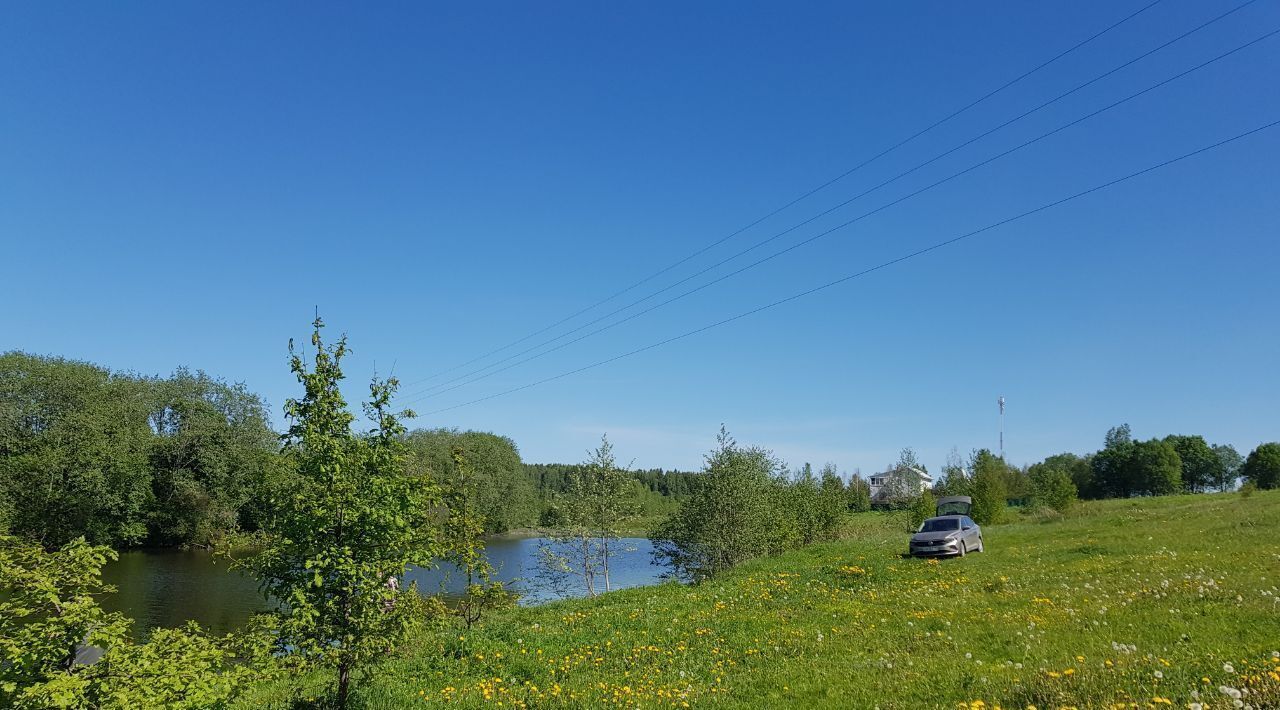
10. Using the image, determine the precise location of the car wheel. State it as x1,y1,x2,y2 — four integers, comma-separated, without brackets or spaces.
958,541,967,557
977,537,984,553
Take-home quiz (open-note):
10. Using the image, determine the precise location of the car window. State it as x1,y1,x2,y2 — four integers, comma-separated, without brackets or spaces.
918,518,960,533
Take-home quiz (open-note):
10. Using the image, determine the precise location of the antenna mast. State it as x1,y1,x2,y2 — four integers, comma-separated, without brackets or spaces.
998,396,1006,459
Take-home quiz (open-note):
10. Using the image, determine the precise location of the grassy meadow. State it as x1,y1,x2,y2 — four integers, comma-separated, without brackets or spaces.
239,491,1280,709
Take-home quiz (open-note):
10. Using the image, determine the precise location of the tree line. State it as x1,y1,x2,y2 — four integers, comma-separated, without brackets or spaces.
0,352,284,549
885,425,1279,530
0,352,699,549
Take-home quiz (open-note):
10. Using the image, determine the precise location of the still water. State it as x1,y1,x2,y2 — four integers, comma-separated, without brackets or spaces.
101,537,665,638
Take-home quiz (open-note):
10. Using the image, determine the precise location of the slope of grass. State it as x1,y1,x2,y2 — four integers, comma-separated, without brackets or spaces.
240,491,1280,709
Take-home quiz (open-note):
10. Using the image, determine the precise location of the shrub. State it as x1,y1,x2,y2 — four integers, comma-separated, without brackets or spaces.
970,450,1008,525
906,489,936,531
0,536,268,708
1029,466,1078,513
650,428,782,582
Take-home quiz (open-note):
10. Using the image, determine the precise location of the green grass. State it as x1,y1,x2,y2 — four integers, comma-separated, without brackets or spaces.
239,491,1280,709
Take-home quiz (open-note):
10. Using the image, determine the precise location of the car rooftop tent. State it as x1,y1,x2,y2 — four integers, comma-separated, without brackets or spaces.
936,496,972,517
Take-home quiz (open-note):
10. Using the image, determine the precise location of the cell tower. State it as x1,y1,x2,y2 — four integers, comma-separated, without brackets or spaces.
998,396,1006,459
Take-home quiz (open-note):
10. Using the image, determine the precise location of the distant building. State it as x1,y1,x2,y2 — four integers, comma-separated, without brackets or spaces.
869,466,932,506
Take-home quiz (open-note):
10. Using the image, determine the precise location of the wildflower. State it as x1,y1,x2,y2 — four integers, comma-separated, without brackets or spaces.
1224,663,1235,673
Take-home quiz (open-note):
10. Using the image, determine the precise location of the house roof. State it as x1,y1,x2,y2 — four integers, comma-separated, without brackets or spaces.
869,466,933,483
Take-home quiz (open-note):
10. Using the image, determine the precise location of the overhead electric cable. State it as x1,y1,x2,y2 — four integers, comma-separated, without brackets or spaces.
397,0,1258,403
396,0,1169,390
410,117,1280,417
397,24,1278,406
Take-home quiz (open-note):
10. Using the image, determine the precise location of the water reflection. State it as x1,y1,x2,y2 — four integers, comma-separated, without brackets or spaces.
101,538,665,638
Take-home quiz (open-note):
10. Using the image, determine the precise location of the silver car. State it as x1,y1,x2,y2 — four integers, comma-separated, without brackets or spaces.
909,496,983,557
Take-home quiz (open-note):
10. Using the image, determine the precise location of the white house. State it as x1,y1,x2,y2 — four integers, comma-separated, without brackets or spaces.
868,466,932,506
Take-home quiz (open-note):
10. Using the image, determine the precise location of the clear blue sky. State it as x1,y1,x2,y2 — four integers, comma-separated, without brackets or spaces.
3,1,1277,474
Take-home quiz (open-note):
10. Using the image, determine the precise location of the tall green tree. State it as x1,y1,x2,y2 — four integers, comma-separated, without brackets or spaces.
969,449,1007,525
906,487,937,531
0,353,284,549
536,435,637,597
1130,439,1182,496
788,463,823,546
1162,434,1220,494
440,449,513,625
145,368,280,546
1212,444,1244,491
244,320,442,708
580,435,637,592
935,447,970,497
815,464,847,538
0,353,153,547
846,473,871,513
403,429,535,533
1091,424,1135,498
1241,443,1280,490
650,427,780,582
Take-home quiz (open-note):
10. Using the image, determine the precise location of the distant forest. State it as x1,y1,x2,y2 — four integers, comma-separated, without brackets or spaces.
0,351,697,548
4,349,1275,551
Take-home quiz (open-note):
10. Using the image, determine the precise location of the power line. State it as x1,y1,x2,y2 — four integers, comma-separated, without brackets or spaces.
397,24,1278,406
409,118,1279,417
396,0,1259,403
396,0,1169,390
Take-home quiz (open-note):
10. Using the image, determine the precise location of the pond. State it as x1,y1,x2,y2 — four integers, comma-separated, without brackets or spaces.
100,537,666,638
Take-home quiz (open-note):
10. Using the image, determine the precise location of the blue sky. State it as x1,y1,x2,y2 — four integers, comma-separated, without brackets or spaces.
3,1,1278,474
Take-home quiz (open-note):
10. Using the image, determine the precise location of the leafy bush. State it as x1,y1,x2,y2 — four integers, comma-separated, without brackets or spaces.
1029,465,1078,513
0,535,269,708
650,428,783,582
242,320,445,708
970,450,1008,525
906,488,936,531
